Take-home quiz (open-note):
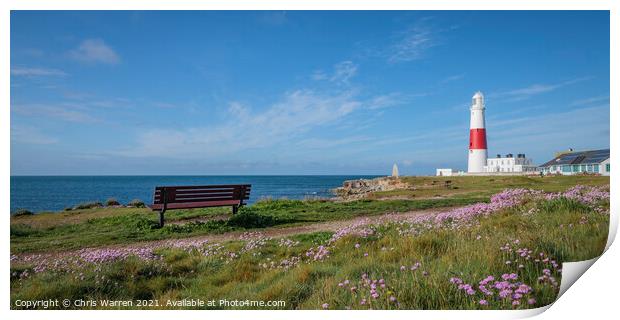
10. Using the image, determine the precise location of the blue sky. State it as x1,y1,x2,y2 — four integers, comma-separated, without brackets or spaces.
10,11,610,175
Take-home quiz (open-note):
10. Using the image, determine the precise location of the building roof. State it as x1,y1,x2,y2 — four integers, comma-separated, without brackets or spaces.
539,149,610,167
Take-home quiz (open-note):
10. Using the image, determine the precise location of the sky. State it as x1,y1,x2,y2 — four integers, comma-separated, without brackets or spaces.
10,11,610,175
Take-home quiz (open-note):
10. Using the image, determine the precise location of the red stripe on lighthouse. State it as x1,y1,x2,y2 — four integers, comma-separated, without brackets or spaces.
469,128,487,150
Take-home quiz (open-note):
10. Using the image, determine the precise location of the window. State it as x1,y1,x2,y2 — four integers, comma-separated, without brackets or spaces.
572,165,579,172
551,165,556,171
606,164,610,172
586,165,592,172
562,165,571,173
593,164,599,173
580,165,587,172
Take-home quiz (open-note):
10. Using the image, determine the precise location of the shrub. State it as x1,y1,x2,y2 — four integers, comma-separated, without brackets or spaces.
74,201,103,210
162,220,231,234
64,207,73,211
128,199,146,208
134,216,161,231
538,198,591,214
10,224,38,236
227,208,278,228
106,198,121,206
12,209,34,216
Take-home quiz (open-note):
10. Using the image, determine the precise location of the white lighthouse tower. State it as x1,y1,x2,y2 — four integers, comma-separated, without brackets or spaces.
468,91,488,173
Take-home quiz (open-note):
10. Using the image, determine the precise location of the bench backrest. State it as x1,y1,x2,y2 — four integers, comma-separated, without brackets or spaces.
153,184,251,207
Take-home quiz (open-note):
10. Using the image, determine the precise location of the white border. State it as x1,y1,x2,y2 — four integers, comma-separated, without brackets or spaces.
1,1,616,320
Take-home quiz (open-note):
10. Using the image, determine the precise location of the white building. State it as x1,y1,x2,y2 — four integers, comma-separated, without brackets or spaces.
484,153,538,173
436,168,466,176
539,149,610,176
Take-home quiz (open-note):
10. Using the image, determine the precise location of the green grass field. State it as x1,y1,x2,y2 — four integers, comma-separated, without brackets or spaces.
10,175,610,310
369,175,608,199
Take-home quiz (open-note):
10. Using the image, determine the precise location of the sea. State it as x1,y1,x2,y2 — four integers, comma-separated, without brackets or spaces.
10,175,380,213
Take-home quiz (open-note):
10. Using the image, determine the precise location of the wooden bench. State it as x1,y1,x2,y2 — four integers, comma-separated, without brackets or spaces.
149,184,251,227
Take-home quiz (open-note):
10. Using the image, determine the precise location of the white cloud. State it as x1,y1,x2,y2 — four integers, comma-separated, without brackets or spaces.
313,61,358,85
12,103,99,123
570,95,609,107
441,74,465,83
227,101,250,119
296,136,372,150
387,25,437,63
366,92,431,110
11,125,58,145
366,93,408,110
311,70,328,81
330,61,358,84
493,77,592,101
11,66,67,77
115,89,363,159
486,104,609,161
68,39,120,65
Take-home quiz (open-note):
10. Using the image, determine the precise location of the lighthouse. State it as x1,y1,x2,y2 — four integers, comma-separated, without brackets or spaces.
468,91,488,173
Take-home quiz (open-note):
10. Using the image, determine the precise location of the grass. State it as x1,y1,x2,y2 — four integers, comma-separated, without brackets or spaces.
10,175,607,254
369,175,608,200
11,197,478,254
10,187,609,310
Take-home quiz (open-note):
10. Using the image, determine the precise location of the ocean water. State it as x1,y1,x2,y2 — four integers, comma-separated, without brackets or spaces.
10,175,379,213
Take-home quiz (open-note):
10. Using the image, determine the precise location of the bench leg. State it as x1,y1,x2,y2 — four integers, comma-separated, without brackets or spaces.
232,205,238,215
159,209,166,228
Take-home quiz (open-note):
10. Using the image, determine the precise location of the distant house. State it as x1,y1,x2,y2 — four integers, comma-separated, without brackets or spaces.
436,168,466,176
484,153,538,173
539,149,610,176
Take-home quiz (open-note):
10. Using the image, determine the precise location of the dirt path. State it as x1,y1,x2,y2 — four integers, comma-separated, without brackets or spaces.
11,207,446,262
124,207,444,248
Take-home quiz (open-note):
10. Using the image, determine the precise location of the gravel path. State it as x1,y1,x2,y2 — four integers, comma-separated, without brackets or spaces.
120,207,444,248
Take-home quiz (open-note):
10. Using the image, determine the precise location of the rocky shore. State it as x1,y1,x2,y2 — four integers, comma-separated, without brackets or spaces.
332,176,410,200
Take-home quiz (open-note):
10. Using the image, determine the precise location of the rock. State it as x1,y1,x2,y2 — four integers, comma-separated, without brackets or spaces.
332,176,410,200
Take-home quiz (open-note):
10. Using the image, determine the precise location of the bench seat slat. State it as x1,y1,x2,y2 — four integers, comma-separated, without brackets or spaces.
157,191,236,198
154,194,249,202
156,188,239,193
155,184,250,190
158,197,238,204
155,187,251,192
150,200,241,210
